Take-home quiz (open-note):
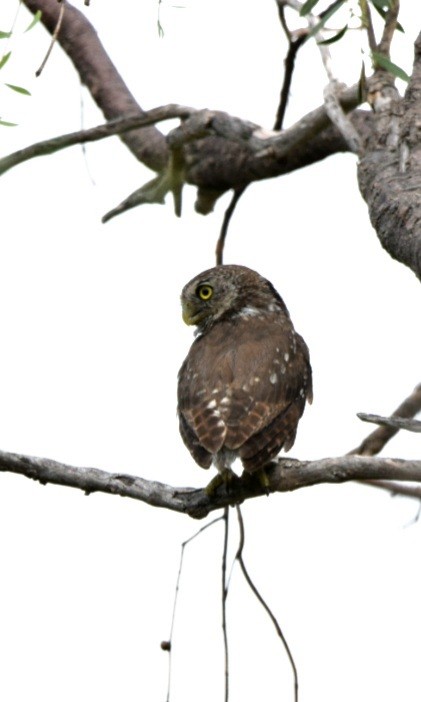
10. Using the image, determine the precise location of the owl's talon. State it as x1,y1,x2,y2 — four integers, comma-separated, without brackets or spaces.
205,469,237,496
241,467,271,495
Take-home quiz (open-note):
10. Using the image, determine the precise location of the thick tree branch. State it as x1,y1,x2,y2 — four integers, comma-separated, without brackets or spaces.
19,1,421,279
1,448,421,520
1,89,370,192
358,30,421,281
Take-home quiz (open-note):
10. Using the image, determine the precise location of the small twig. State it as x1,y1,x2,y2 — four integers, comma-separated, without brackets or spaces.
350,383,421,501
215,3,307,266
350,384,421,456
215,186,247,265
0,104,195,177
35,0,65,76
323,83,363,154
285,0,364,155
163,515,224,701
235,505,299,702
377,0,400,57
221,507,230,702
363,480,421,500
357,413,421,433
359,0,377,53
275,5,307,131
274,31,307,131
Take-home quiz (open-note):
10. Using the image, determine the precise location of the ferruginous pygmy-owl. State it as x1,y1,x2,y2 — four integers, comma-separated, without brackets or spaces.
177,264,312,480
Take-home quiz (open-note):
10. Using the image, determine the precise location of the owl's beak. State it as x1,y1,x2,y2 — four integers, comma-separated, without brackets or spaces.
181,301,204,326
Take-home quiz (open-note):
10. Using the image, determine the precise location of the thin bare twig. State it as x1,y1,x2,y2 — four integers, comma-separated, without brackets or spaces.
350,384,421,456
235,505,299,702
163,515,224,701
35,0,65,76
357,413,421,433
350,384,421,501
215,4,307,266
221,507,230,702
285,0,363,155
275,3,307,131
215,186,247,265
362,480,421,500
377,0,400,57
0,105,194,177
359,0,377,53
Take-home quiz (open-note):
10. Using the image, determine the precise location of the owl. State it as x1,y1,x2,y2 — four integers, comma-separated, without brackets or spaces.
177,265,312,483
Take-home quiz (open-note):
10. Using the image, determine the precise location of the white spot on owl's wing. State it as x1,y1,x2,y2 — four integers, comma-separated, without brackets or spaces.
270,372,278,384
284,352,290,362
240,306,261,317
207,399,217,409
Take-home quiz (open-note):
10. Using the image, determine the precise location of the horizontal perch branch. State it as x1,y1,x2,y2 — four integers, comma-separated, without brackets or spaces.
0,448,420,519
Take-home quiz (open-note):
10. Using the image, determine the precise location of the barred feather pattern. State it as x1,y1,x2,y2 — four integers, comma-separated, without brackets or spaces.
177,265,312,474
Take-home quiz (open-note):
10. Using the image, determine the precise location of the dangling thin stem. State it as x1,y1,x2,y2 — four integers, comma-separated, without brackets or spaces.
164,515,224,702
235,505,299,702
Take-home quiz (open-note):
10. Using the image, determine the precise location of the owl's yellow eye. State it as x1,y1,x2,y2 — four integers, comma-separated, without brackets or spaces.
196,284,213,301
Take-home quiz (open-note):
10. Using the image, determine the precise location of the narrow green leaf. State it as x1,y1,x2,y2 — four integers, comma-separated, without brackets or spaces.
369,0,391,9
0,31,12,39
300,0,321,16
372,52,410,82
0,51,11,70
25,10,42,32
358,61,367,103
5,83,31,95
307,0,346,39
370,3,404,32
0,119,17,126
317,24,348,44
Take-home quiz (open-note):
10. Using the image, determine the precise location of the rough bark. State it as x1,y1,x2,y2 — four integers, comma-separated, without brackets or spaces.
17,2,421,279
358,37,421,280
1,447,421,520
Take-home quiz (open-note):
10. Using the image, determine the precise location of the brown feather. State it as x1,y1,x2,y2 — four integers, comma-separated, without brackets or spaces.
177,265,312,474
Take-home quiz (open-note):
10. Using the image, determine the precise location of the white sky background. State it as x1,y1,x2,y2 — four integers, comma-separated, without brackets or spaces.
1,1,421,701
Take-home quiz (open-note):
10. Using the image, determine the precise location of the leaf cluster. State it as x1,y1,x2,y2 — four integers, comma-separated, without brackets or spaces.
299,0,408,80
0,8,41,126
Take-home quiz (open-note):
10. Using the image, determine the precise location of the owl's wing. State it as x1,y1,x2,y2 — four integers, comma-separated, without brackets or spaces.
178,316,312,471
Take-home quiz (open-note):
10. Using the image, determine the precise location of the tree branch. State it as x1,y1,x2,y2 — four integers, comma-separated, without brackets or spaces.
358,30,421,281
0,106,194,177
1,87,368,190
357,413,421,433
1,447,421,520
350,384,421,455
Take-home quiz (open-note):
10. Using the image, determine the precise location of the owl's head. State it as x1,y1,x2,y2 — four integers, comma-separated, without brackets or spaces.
180,264,287,331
